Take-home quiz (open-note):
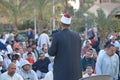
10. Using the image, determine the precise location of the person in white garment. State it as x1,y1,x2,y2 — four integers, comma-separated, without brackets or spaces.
37,30,50,49
0,55,3,75
1,63,23,80
19,60,38,80
44,70,53,80
96,44,119,80
6,41,13,55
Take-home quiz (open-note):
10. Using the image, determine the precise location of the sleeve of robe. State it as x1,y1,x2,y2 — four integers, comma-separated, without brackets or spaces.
48,33,58,56
114,54,119,80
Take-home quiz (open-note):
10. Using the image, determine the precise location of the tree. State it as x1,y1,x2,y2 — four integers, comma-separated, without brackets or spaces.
31,0,53,33
0,0,33,31
96,8,120,47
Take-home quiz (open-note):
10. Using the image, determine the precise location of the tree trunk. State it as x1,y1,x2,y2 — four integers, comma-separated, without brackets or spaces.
64,0,69,13
98,27,108,48
13,16,18,31
38,12,43,34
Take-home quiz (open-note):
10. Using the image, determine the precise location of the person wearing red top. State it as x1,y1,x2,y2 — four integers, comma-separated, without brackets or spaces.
26,52,34,64
13,40,20,50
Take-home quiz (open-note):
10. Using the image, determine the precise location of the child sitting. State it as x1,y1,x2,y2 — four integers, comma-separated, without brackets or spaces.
26,52,34,65
83,64,96,78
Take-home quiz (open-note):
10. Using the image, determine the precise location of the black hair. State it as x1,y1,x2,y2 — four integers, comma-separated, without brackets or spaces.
6,41,10,44
88,48,93,51
105,44,114,48
61,22,70,27
12,54,20,60
15,48,19,52
39,53,45,57
32,42,37,46
27,52,32,55
11,57,17,62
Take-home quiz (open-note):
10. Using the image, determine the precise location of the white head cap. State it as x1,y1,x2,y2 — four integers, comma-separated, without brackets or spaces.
21,60,31,67
61,13,71,25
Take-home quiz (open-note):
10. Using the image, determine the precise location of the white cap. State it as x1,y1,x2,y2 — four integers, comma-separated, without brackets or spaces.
21,60,30,67
61,13,71,24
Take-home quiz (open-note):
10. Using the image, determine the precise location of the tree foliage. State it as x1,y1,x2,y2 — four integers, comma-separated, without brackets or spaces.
0,0,33,31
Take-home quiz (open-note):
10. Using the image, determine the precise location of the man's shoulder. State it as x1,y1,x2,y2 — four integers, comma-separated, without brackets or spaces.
40,33,48,37
113,53,119,58
1,72,22,78
1,71,7,76
70,30,80,37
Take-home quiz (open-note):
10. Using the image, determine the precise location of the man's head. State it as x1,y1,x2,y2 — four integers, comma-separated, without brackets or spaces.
12,53,20,60
22,60,31,72
8,63,16,77
19,48,24,53
39,53,45,60
27,46,33,52
60,13,71,28
11,58,17,63
85,51,92,59
105,44,115,56
87,48,94,57
32,42,37,49
111,37,116,42
42,44,48,53
109,35,116,42
85,64,93,75
85,41,92,48
27,52,33,58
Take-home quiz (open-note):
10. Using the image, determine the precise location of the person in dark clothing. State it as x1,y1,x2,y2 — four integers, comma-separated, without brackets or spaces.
91,37,100,54
48,13,82,80
27,28,34,41
81,51,95,72
0,42,7,51
32,42,39,59
32,53,50,79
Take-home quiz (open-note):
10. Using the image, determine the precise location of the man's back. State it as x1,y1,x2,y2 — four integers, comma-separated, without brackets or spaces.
38,33,50,48
49,28,82,80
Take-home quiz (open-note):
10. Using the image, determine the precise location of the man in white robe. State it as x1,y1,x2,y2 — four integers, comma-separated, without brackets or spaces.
96,44,119,80
1,63,23,80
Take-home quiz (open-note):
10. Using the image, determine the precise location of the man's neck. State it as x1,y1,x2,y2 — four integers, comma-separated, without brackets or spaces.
61,27,69,30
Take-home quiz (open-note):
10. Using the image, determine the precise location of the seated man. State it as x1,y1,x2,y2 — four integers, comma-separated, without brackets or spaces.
26,52,35,65
1,63,23,80
19,60,38,80
81,51,95,72
32,53,50,79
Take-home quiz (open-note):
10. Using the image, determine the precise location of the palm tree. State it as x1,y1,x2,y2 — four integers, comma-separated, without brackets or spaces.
31,0,53,33
107,6,120,31
63,0,69,13
96,8,120,47
0,0,33,31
